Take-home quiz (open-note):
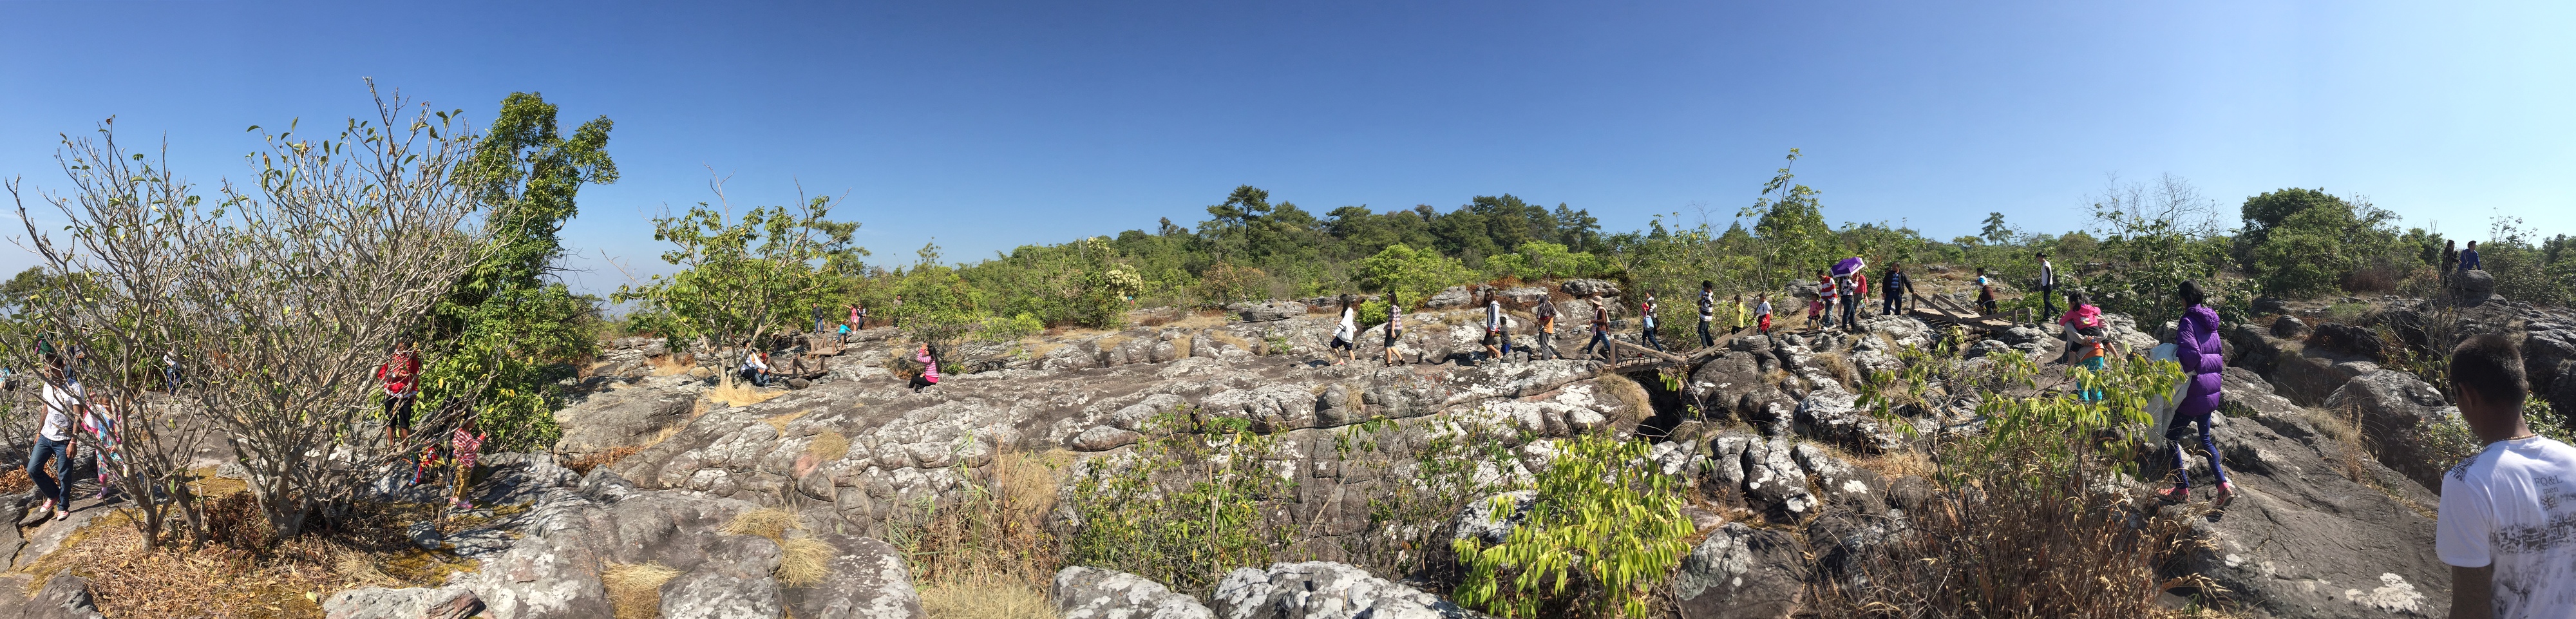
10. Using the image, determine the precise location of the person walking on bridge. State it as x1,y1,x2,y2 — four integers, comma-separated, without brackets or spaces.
1640,292,1665,352
1582,292,1614,362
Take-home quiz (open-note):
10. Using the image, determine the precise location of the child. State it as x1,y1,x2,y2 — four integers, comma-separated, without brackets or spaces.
2436,334,2576,619
1639,292,1664,352
1756,294,1774,334
1732,294,1748,334
1383,292,1405,366
448,420,486,510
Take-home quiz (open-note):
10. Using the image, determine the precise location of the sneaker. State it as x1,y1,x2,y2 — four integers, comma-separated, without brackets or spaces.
2154,486,2190,503
35,499,53,515
2212,482,2236,506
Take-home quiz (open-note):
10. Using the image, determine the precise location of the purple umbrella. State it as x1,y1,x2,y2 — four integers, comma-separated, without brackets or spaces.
1832,257,1866,278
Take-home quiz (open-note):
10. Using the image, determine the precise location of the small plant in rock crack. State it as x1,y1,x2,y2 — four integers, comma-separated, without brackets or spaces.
1450,432,1691,619
1337,414,1522,582
1061,407,1293,596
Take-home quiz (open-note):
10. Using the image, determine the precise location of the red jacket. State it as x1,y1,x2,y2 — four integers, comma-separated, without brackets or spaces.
375,352,420,397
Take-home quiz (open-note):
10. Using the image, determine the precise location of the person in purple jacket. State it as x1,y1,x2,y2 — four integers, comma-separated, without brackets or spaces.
2158,280,2233,505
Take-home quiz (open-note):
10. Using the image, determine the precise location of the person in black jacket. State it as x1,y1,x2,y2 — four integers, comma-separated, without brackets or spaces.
1880,265,1916,316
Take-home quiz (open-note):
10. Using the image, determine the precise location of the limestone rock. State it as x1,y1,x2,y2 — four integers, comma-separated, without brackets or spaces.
1671,522,1807,619
323,586,484,619
1559,279,1622,299
1741,437,1816,523
1210,562,1482,619
1053,566,1213,619
2449,269,2497,303
781,535,925,619
1450,490,1537,546
2271,315,2310,339
554,388,696,458
1425,286,1475,309
2322,369,2459,492
1235,301,1309,323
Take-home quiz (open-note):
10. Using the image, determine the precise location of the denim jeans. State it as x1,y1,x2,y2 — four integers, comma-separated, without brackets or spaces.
28,435,71,507
2165,414,2229,488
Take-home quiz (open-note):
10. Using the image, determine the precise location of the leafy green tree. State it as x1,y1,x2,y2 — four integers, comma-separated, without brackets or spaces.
420,92,616,450
616,189,865,374
2242,191,2400,297
2237,187,2346,248
1355,243,1473,305
1980,211,2014,243
1738,149,1837,291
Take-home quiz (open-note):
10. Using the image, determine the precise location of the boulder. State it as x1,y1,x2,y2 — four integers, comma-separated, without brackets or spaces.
323,586,484,619
780,535,926,619
554,388,697,457
1671,522,1808,619
1425,286,1475,309
2253,296,2291,316
2307,323,2387,361
2166,394,2450,618
658,535,784,619
1053,567,1214,619
1740,437,1817,523
1791,386,1902,453
2271,316,2310,339
2449,269,2497,303
1500,287,1551,305
1790,443,1888,515
2322,370,2461,492
1235,302,1309,323
1210,562,1481,619
1560,279,1622,299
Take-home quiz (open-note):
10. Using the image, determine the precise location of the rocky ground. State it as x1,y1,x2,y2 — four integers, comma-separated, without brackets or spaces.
5,271,2570,619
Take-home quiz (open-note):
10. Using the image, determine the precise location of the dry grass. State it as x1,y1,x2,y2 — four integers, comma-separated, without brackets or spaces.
647,354,695,377
918,574,1058,619
706,381,787,408
1163,311,1231,330
895,449,1067,598
565,446,646,475
1208,332,1255,355
721,508,799,540
603,562,682,619
775,537,834,587
26,495,474,619
806,431,852,461
1853,446,1936,480
0,468,31,495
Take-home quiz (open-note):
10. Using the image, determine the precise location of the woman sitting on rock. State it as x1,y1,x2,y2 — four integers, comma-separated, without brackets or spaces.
909,344,941,392
2159,280,2233,506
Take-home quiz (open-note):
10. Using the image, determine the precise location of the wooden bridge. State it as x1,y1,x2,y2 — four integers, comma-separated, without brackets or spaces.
1592,290,2030,374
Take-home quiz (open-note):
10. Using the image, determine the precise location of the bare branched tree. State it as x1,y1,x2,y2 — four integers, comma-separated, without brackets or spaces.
5,131,221,549
13,83,495,538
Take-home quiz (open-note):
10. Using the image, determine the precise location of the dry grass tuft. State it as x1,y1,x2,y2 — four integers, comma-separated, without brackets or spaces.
918,574,1059,619
1163,310,1231,330
647,354,695,377
603,562,682,619
566,446,646,475
896,448,1068,601
0,468,31,495
721,508,799,540
706,381,787,408
806,431,852,461
775,537,835,587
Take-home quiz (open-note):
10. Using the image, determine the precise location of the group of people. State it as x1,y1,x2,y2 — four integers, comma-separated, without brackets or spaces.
1326,278,1823,366
1804,260,1924,331
373,341,486,511
815,303,873,344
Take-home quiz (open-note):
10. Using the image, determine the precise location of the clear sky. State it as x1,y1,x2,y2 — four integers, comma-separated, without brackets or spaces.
5,1,2572,296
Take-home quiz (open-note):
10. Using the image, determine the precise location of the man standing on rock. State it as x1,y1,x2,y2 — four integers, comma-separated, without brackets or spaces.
2439,334,2576,619
1533,295,1559,361
2036,252,2058,325
1697,281,1718,348
2459,240,2483,273
1880,264,1915,318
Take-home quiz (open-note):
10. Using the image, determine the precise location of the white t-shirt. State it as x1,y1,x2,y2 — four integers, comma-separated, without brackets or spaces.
2438,435,2576,618
40,381,81,442
1335,308,1356,341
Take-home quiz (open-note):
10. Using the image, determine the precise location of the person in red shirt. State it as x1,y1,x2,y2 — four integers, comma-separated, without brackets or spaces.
375,341,422,445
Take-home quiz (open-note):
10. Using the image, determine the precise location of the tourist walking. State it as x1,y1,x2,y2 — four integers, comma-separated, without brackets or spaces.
1836,274,1859,330
1732,293,1748,334
1755,294,1774,334
1582,293,1614,361
1697,281,1718,348
1640,292,1665,352
29,363,77,522
1880,264,1915,316
2037,252,2058,323
1382,292,1406,366
2436,334,2576,619
2157,280,2233,506
1331,294,1358,366
1483,290,1508,361
1533,296,1560,360
1813,271,1835,328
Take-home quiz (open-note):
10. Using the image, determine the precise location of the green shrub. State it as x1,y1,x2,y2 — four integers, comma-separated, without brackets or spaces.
1452,432,1692,618
1357,243,1475,305
1061,410,1293,596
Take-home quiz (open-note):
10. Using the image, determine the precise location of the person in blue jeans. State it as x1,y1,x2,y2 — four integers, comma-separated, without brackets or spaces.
29,364,79,522
2158,281,2233,505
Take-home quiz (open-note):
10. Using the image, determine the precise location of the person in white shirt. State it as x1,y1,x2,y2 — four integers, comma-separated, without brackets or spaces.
738,343,773,387
30,364,79,521
1330,295,1358,366
1482,291,1506,362
2036,252,2058,325
2438,334,2576,619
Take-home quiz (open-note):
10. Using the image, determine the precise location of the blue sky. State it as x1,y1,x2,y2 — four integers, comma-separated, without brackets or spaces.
5,1,2572,296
